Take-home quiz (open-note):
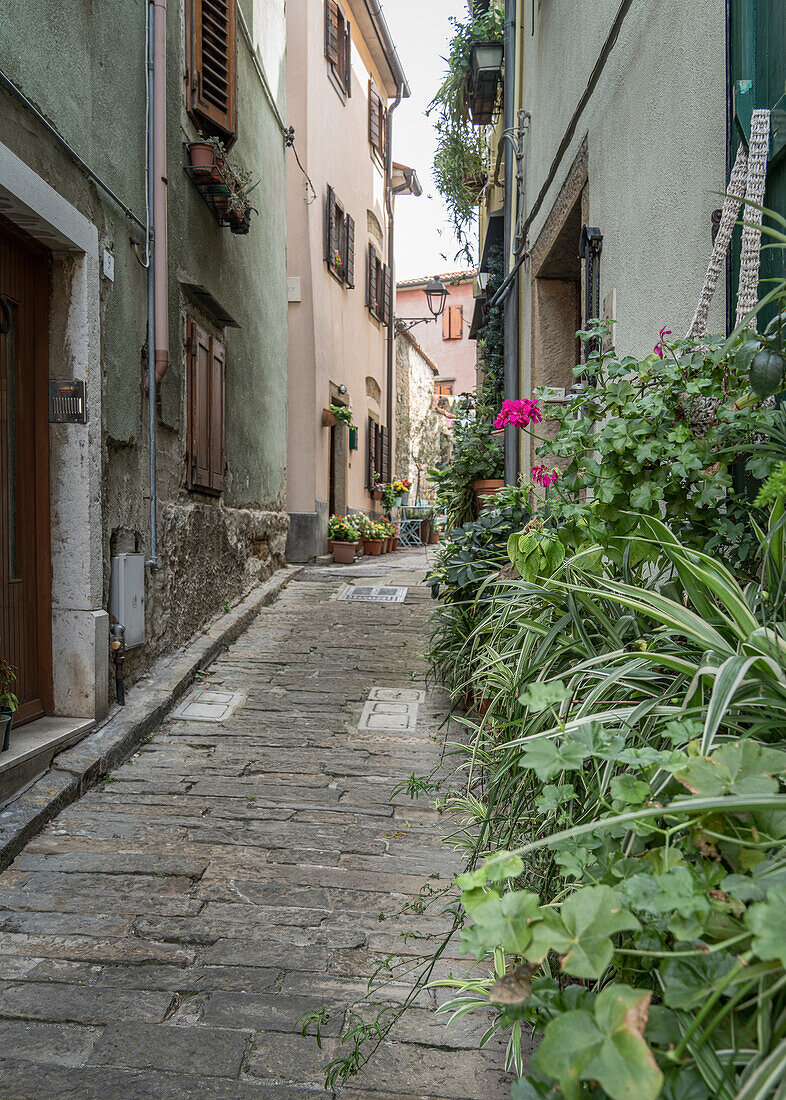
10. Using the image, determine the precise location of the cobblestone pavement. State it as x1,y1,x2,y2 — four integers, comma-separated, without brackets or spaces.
0,550,517,1099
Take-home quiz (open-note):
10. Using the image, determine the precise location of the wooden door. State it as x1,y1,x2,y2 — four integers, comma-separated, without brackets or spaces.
0,223,51,726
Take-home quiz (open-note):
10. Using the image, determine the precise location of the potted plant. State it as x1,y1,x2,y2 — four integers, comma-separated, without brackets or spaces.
372,479,384,502
329,403,355,428
363,522,385,556
391,478,412,507
187,134,227,182
0,656,18,753
329,516,359,564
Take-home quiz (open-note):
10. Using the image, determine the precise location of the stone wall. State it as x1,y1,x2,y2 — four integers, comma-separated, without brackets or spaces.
395,331,452,503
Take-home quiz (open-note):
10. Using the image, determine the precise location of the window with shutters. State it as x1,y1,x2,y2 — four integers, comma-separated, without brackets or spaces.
366,246,391,323
324,0,352,99
368,80,387,162
187,319,225,495
443,304,464,340
325,186,355,288
186,0,238,144
366,416,385,489
435,381,455,396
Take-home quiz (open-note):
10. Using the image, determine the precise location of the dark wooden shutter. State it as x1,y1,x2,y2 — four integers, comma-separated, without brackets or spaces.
367,244,376,310
345,214,355,287
188,320,225,495
209,337,225,493
188,321,212,491
189,0,238,140
383,264,392,325
325,0,339,64
369,82,381,151
366,415,376,488
325,185,336,263
344,20,352,95
381,424,390,482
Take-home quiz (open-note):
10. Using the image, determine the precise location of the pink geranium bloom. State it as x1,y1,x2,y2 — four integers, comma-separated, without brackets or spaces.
493,398,543,430
532,464,559,488
653,326,672,359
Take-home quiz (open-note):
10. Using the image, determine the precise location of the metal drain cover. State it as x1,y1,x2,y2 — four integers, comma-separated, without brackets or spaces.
338,585,407,603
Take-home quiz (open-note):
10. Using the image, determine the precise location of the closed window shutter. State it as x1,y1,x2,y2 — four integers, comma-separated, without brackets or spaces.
442,306,451,339
366,416,376,488
345,214,355,287
189,0,238,140
450,305,464,339
383,264,392,325
381,424,390,482
344,21,352,96
209,337,225,492
325,185,336,264
369,82,381,151
188,321,212,491
188,320,225,495
325,0,339,65
367,244,376,311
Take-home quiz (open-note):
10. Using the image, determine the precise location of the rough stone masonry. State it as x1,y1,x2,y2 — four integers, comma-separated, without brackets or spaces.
0,551,521,1098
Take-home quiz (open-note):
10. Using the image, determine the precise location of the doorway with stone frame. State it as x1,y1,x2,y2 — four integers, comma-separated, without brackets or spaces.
528,139,589,473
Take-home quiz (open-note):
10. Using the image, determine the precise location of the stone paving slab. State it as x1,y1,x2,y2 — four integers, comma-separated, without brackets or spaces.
0,549,520,1098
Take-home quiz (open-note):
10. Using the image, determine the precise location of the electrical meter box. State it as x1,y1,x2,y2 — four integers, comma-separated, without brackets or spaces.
109,553,145,649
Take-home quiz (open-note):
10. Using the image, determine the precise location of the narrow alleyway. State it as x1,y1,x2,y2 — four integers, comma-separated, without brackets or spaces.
0,552,510,1099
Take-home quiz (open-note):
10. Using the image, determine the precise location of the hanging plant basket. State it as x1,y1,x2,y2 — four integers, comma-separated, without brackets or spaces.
228,206,255,235
468,41,504,125
322,408,337,428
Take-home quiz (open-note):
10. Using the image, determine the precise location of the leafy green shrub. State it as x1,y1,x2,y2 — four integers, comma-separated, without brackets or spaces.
427,517,786,1096
540,322,777,574
429,397,504,529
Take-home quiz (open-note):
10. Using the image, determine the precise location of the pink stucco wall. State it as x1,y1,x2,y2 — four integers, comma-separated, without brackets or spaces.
286,0,395,524
395,273,477,397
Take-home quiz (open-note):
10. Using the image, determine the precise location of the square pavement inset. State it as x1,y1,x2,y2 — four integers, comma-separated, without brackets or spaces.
358,687,425,731
169,688,245,723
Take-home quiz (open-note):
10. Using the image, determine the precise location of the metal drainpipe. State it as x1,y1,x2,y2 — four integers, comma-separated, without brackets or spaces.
145,0,157,569
503,0,519,484
146,0,168,569
385,83,405,481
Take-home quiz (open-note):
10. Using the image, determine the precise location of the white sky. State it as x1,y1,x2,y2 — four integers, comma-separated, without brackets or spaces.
381,0,473,281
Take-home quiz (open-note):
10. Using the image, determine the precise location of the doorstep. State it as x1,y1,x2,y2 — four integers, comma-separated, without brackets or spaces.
0,717,93,809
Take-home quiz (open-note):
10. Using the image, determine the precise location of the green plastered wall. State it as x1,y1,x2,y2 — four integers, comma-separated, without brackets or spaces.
0,0,289,686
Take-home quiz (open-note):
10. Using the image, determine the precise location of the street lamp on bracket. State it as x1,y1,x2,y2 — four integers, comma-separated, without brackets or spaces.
395,275,449,332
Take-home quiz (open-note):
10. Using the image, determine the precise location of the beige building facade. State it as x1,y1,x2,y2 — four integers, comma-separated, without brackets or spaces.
285,0,414,560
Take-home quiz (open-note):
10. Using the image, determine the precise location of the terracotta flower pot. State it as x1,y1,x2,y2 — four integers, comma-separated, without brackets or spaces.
332,541,356,564
391,536,399,551
322,408,337,427
327,539,334,552
372,490,382,501
363,538,383,556
474,478,505,511
188,141,223,182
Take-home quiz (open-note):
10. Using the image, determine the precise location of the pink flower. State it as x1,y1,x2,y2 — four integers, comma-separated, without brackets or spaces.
653,326,672,359
493,398,543,431
532,464,559,488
